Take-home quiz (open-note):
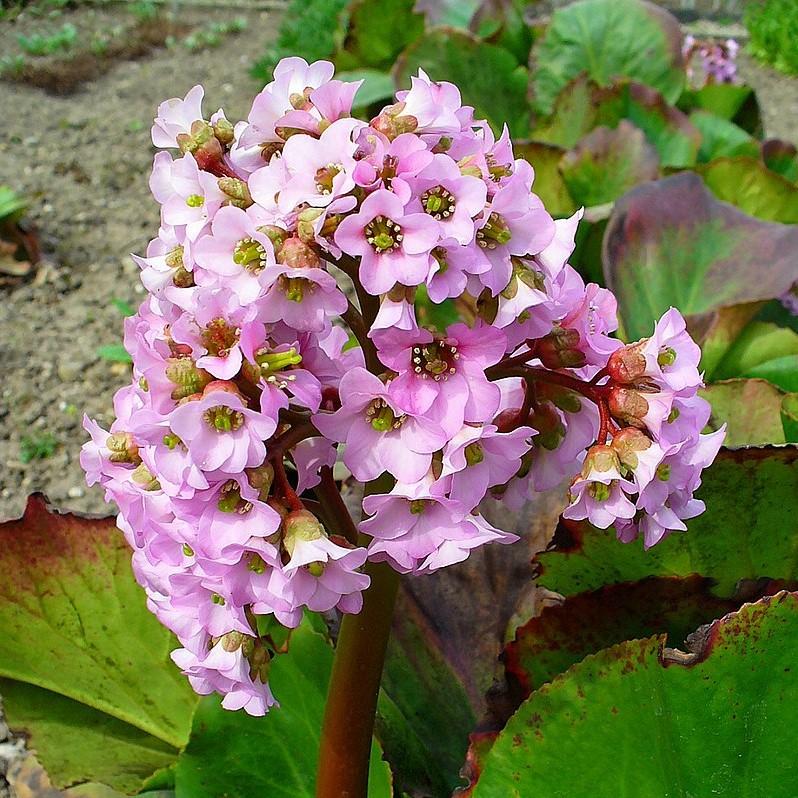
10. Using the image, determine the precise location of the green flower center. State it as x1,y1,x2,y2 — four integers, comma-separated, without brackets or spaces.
200,317,239,358
364,215,403,253
657,346,677,367
464,442,484,466
185,193,205,208
203,405,245,433
277,275,314,303
421,185,456,220
233,237,269,273
364,398,405,432
476,212,512,250
588,482,611,502
314,162,343,195
217,480,253,514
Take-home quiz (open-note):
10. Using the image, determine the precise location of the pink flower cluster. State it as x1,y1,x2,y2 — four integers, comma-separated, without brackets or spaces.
82,57,723,714
683,35,739,86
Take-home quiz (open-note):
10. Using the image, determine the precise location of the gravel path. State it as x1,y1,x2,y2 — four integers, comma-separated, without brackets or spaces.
0,3,281,521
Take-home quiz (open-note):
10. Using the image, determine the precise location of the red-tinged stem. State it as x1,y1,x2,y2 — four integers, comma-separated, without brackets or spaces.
342,301,381,374
316,474,397,798
313,466,359,545
272,457,304,511
316,559,399,798
490,364,608,404
597,399,611,445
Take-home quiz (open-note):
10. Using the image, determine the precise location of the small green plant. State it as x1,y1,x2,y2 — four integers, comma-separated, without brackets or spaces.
130,0,158,23
746,0,798,75
0,187,27,224
17,22,77,56
182,18,247,52
19,433,57,463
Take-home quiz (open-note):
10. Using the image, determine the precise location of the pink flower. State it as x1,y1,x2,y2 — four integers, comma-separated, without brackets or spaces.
168,386,275,473
313,368,447,482
334,189,440,295
151,84,206,148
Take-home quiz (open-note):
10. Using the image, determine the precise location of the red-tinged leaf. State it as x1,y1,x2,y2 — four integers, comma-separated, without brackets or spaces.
603,172,798,341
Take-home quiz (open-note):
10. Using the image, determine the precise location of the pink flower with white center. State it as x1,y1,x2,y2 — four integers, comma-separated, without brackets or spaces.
167,570,252,638
352,130,434,203
168,386,275,473
563,445,637,529
474,161,556,294
426,238,488,303
278,118,364,211
133,225,197,299
361,479,517,574
170,287,264,380
637,490,706,549
149,152,225,241
437,423,534,509
193,206,277,304
259,263,347,332
394,69,464,135
376,320,505,436
335,189,440,295
406,153,487,244
313,368,447,482
268,510,370,615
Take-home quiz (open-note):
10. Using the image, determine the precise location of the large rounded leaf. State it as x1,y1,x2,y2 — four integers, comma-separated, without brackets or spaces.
173,621,392,797
472,592,798,797
394,27,530,136
531,0,684,116
701,379,788,446
603,172,798,341
0,497,197,793
536,447,798,598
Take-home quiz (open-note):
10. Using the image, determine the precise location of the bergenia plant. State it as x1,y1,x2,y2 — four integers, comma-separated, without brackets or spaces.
81,57,723,795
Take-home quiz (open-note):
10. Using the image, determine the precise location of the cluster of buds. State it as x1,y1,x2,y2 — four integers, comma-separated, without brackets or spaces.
82,58,723,715
682,35,739,86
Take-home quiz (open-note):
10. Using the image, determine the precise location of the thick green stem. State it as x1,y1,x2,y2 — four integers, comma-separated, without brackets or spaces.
316,559,400,797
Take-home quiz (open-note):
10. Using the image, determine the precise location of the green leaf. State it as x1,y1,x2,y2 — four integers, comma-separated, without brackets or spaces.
505,576,743,696
0,497,197,792
337,68,396,107
762,138,798,182
702,379,787,446
97,343,133,363
173,621,391,797
695,156,798,223
603,172,798,341
472,592,798,797
713,321,798,380
336,0,424,71
699,301,766,378
469,0,534,65
782,393,798,442
420,0,481,28
536,447,798,598
560,120,659,206
531,0,684,116
678,82,754,121
394,27,530,136
745,355,798,392
0,185,27,221
251,0,349,82
690,110,759,163
513,140,577,218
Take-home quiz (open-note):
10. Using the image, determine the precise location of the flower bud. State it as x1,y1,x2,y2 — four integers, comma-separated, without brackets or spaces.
282,509,326,558
165,358,212,400
246,462,275,499
297,207,324,243
212,117,235,146
106,432,140,464
581,444,621,479
608,386,649,428
607,343,647,384
131,463,160,491
370,103,418,140
536,326,586,369
277,236,320,269
530,401,566,451
218,177,253,209
610,426,652,471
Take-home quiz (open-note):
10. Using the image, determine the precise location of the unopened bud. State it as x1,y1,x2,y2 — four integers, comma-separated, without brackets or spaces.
212,117,235,145
582,444,621,478
131,463,160,491
277,236,320,269
608,386,649,428
607,344,647,384
218,177,253,209
530,401,566,450
165,358,212,400
246,462,275,499
283,509,326,558
220,631,247,652
536,326,586,369
610,427,652,471
297,207,324,243
106,431,140,464
370,103,418,140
